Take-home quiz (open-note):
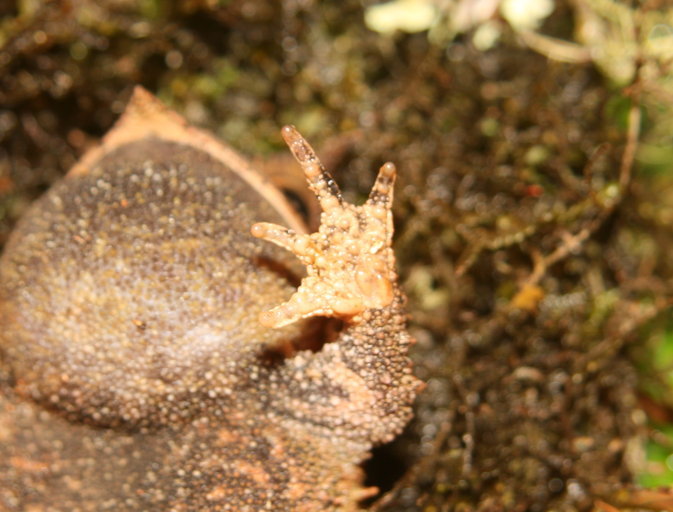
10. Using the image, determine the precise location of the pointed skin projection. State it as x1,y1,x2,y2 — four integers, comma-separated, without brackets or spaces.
251,125,398,328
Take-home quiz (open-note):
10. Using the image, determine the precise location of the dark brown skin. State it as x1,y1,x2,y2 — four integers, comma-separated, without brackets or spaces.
0,88,420,511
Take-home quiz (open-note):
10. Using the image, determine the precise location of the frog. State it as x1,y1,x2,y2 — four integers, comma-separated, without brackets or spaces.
0,86,421,511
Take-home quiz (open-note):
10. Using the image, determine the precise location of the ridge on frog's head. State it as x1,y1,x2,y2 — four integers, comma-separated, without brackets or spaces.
251,125,398,328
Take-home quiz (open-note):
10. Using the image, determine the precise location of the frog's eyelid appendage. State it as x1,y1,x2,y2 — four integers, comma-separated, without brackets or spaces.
252,125,397,328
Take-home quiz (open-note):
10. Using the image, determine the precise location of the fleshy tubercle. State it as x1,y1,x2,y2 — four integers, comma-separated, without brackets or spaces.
251,125,398,328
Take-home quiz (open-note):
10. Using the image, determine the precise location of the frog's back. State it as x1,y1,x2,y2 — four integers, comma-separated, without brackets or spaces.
0,384,356,512
0,137,302,428
0,121,352,512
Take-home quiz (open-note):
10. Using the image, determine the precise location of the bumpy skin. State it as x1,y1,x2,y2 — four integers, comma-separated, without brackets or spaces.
0,89,419,511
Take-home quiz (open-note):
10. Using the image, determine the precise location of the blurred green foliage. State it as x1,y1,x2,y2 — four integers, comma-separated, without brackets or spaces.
639,424,673,488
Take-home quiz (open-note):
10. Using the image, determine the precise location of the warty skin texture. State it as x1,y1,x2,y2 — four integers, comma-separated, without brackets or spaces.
0,88,420,511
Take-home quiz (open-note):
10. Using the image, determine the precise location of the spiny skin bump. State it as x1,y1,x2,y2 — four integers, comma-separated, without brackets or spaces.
251,126,397,328
0,91,420,511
